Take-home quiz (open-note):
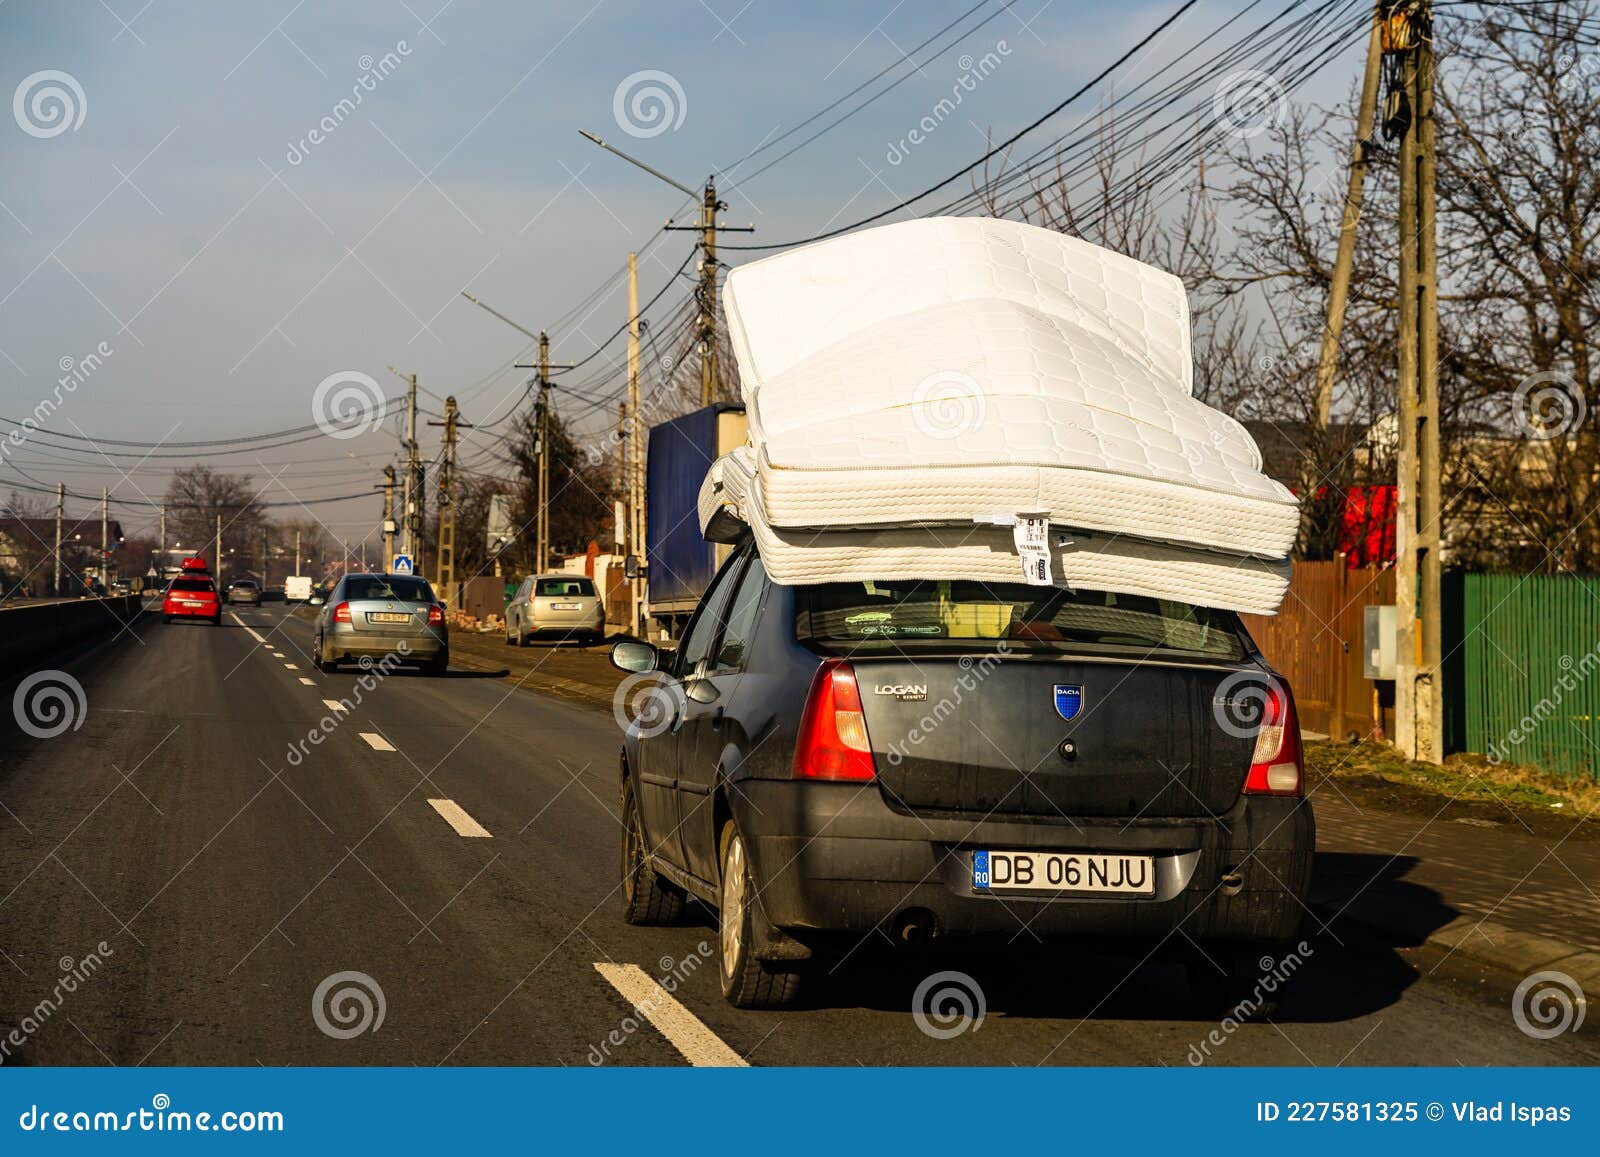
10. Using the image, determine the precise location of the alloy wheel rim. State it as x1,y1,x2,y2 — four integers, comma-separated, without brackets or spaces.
720,834,746,978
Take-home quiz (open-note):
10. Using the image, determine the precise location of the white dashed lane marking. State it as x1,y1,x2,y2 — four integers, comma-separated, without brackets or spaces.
229,613,265,643
359,733,395,752
592,963,748,1067
298,678,315,686
272,652,285,658
426,799,491,838
322,700,347,713
284,663,299,670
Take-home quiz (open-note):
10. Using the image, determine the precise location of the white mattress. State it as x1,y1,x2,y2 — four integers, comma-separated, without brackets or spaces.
702,453,1289,616
720,217,1298,561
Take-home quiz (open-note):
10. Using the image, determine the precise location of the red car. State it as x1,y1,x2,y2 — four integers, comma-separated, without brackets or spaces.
163,561,221,625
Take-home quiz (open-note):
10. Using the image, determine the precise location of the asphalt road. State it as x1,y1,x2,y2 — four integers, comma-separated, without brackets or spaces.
1,605,1594,1067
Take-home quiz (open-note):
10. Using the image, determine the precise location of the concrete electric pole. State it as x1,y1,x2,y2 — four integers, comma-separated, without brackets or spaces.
381,464,397,572
514,333,572,573
627,250,645,637
215,512,223,586
53,481,64,597
428,395,471,608
1299,4,1384,554
579,131,753,405
100,485,108,587
1391,0,1443,763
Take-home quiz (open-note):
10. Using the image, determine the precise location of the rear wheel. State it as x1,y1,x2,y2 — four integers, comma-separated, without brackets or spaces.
314,636,335,673
620,781,686,925
426,650,449,676
718,823,802,1008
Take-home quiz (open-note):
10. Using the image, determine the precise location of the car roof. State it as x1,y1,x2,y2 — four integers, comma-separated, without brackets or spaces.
532,572,591,581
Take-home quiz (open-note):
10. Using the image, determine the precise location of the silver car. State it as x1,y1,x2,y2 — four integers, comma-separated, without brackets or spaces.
504,573,605,646
312,573,448,674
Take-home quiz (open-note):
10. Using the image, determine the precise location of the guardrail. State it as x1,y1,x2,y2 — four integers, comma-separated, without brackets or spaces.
0,594,147,675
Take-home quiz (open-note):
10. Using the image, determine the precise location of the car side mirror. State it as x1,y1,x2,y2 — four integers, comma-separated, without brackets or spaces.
685,678,720,704
309,596,325,606
610,640,658,673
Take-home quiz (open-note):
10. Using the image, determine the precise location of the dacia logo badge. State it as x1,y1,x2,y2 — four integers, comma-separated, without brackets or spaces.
1053,684,1083,721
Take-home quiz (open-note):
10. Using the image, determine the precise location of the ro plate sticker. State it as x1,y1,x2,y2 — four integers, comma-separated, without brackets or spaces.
972,850,991,890
1013,513,1052,586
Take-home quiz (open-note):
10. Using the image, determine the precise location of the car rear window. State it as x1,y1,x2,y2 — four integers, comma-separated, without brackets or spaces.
172,578,215,593
795,581,1245,660
342,576,435,603
536,577,595,597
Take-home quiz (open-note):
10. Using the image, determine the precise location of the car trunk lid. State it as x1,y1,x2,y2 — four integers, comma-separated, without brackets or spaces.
853,655,1260,818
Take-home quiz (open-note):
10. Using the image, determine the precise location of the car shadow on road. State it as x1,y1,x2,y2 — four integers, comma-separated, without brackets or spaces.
729,854,1452,1026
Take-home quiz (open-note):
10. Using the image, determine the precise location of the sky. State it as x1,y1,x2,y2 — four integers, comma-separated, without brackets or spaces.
0,1,1367,545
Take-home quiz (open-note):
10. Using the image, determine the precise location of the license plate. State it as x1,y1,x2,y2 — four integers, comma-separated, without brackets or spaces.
181,600,202,607
368,611,411,623
972,850,1155,895
551,602,581,610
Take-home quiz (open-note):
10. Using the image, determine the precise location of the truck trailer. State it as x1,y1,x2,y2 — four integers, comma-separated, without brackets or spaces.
644,402,747,639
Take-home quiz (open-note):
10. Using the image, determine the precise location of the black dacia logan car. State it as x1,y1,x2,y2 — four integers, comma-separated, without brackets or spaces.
611,543,1314,1009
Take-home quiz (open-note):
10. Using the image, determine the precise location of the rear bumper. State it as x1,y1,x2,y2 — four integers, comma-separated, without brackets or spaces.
526,614,605,637
733,780,1314,945
164,603,218,619
325,625,446,662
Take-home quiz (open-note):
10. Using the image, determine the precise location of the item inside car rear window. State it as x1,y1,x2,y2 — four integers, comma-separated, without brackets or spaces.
342,576,435,603
172,578,215,593
535,578,595,597
796,580,1244,660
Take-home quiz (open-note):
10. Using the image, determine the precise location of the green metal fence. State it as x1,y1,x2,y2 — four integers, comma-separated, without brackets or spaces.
1446,573,1600,780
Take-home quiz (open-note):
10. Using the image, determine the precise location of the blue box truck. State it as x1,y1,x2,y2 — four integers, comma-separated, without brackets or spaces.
645,402,747,639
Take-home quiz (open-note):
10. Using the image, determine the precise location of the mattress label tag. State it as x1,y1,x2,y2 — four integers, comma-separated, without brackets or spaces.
1013,513,1052,586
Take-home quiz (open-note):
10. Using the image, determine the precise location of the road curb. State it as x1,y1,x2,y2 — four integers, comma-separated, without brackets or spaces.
1314,892,1595,1032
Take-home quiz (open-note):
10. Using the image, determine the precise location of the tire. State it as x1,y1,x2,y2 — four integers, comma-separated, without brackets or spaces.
717,822,802,1009
163,614,173,623
314,636,335,673
211,614,221,626
518,629,531,647
620,781,685,926
426,650,449,676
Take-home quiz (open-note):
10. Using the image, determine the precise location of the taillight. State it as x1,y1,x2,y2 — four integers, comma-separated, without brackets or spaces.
794,659,877,782
333,601,351,623
427,604,444,625
1243,677,1304,796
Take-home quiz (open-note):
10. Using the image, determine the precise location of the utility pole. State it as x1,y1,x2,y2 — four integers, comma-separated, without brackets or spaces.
100,485,108,587
515,334,572,573
580,131,753,405
381,464,397,572
627,250,645,637
53,482,63,597
428,395,471,609
260,526,269,587
295,529,302,580
159,504,167,580
1299,4,1384,553
215,513,223,586
1392,0,1442,763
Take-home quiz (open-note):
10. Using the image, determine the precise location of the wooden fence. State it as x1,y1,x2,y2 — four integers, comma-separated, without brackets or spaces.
1238,559,1395,740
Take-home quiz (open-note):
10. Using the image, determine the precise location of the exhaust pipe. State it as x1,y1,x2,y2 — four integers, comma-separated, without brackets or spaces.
892,908,937,946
